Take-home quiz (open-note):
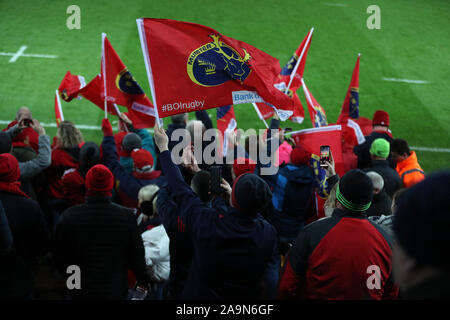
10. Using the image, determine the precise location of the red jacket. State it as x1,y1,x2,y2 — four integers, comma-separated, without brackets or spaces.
46,148,80,199
278,209,398,300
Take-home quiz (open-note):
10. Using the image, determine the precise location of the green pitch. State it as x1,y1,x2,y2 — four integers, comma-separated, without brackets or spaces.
1,0,449,172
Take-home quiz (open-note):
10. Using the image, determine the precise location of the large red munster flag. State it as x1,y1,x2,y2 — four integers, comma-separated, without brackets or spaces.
337,53,360,124
101,33,156,127
254,28,314,123
58,71,86,102
301,78,328,128
136,18,294,119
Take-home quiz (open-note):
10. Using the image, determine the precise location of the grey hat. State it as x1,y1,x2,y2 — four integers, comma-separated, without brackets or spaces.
122,133,142,152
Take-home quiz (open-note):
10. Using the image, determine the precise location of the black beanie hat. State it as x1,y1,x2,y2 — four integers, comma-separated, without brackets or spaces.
80,142,100,167
122,133,142,153
0,132,12,154
394,171,450,269
336,169,373,212
231,173,272,216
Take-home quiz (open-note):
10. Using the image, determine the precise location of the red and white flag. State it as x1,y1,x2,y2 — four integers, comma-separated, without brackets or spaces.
101,33,156,127
54,89,64,126
58,71,86,102
254,28,314,123
136,18,294,119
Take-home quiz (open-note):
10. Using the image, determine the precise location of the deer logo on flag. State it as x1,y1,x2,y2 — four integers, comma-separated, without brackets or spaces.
187,34,251,87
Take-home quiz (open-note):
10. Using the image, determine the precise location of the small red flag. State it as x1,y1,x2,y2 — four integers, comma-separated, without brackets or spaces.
102,34,156,127
301,78,328,128
337,54,360,124
137,18,294,119
79,75,120,115
58,71,86,102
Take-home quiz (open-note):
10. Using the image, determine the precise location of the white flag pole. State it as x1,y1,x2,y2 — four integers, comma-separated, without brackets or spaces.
102,32,108,119
285,27,314,94
136,18,162,127
55,89,64,122
252,103,269,128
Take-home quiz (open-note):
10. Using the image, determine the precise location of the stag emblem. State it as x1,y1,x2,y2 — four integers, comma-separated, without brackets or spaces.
186,34,252,87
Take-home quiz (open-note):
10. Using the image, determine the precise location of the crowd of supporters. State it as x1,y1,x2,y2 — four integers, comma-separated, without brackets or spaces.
0,105,448,300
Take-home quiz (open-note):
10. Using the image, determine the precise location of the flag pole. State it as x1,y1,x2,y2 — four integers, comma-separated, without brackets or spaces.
55,89,64,123
252,103,269,128
136,18,162,127
102,32,108,119
285,27,314,94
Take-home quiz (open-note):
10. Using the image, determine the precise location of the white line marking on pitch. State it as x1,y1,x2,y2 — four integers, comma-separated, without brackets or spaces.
411,146,450,153
382,77,429,84
0,45,58,63
323,3,348,7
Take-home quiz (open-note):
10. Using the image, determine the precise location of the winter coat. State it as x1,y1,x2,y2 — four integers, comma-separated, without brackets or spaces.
0,192,50,299
53,196,149,299
141,225,170,282
159,150,278,300
364,159,402,198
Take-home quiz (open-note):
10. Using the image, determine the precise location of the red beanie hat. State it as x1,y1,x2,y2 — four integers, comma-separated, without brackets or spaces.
372,110,390,127
85,164,114,197
0,153,20,182
131,149,154,172
233,157,256,178
290,146,311,165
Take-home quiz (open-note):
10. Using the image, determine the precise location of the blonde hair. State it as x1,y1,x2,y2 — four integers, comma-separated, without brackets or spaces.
57,121,83,149
138,184,160,215
323,183,339,217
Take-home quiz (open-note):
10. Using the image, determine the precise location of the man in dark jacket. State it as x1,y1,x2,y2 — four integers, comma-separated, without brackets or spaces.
101,118,165,209
0,153,50,299
393,171,450,299
278,169,398,300
366,171,392,217
154,124,278,300
363,138,402,198
53,164,150,299
354,110,394,169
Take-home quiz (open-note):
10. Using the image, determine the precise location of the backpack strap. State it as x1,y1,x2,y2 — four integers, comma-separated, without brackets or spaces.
401,168,425,181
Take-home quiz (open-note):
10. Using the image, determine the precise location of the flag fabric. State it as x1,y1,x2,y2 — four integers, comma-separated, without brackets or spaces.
54,89,64,126
216,105,237,156
136,18,294,119
301,78,328,127
337,54,360,124
79,75,120,115
291,125,345,177
102,34,156,127
254,28,314,124
58,71,86,102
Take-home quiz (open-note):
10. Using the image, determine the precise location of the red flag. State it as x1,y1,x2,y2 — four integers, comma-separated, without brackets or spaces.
291,125,345,176
79,75,120,115
102,34,156,128
254,28,314,123
301,78,328,127
54,90,64,126
58,71,86,102
136,18,294,118
337,54,360,124
216,105,237,156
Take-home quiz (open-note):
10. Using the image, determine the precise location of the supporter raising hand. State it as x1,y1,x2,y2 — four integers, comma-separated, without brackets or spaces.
154,122,169,153
102,118,113,137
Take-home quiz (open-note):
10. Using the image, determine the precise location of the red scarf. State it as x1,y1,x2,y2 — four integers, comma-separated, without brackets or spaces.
0,153,29,198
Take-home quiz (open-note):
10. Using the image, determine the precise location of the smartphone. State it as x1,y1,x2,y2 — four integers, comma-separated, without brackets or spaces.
23,118,33,127
320,145,331,167
210,165,222,195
